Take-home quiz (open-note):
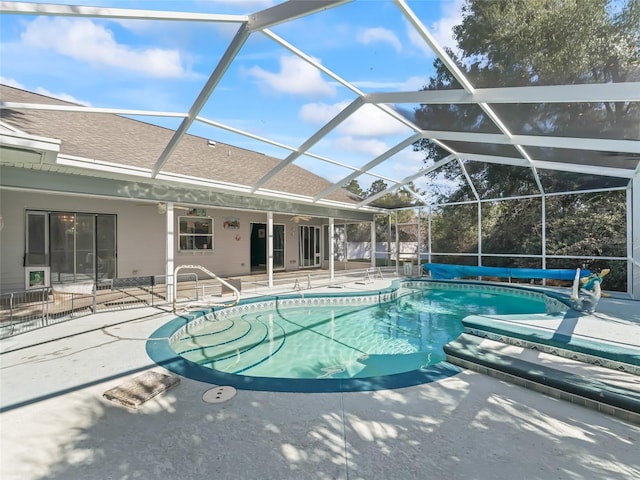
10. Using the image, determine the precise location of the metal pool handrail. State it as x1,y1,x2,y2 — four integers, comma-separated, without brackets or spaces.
173,265,240,313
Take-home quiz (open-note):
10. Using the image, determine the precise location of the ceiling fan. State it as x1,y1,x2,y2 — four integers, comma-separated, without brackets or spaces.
290,215,312,223
137,202,191,214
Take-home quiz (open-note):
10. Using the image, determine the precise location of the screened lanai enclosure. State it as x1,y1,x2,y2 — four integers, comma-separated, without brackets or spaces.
371,187,629,292
1,0,639,297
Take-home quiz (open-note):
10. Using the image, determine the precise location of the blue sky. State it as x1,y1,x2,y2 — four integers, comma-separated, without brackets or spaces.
0,0,464,194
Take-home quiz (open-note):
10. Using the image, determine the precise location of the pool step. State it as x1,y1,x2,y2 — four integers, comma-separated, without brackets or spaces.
171,318,237,351
213,319,286,374
444,334,640,424
179,317,262,364
179,317,287,373
173,318,250,355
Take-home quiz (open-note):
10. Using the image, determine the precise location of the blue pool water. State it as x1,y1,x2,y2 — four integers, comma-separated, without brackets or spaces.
166,285,555,382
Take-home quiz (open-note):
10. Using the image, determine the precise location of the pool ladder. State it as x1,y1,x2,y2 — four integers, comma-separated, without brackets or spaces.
173,265,240,313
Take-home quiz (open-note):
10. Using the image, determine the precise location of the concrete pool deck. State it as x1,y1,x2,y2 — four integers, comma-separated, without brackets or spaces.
1,278,639,479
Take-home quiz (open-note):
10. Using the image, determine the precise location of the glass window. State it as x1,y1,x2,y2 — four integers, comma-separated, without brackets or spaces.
179,216,213,251
25,211,48,266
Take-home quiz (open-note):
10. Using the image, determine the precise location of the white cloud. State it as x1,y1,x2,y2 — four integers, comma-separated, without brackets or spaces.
341,104,411,137
0,77,90,105
194,0,276,11
333,136,389,157
21,17,188,78
361,148,427,186
357,27,402,53
350,80,404,89
299,102,418,167
245,55,335,97
34,87,91,106
400,75,430,91
300,102,410,138
299,100,348,125
349,75,428,91
0,76,24,89
407,23,434,58
406,0,463,57
430,0,464,53
386,149,426,177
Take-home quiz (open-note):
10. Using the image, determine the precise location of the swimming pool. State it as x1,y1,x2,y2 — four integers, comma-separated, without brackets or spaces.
146,280,569,392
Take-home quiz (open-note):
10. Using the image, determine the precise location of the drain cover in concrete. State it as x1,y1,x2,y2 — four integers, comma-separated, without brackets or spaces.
202,386,237,404
103,371,180,409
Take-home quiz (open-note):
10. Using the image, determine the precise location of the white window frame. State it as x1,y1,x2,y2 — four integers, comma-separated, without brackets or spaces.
178,215,214,251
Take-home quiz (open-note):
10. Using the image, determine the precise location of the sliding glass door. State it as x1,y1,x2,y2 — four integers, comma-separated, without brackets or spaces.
45,212,117,283
299,225,320,267
96,215,117,279
273,224,285,270
50,213,76,283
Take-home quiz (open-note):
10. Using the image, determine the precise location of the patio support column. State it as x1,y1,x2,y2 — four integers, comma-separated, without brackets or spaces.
166,202,174,304
541,195,547,286
428,206,432,264
631,175,640,300
370,219,376,270
395,211,399,274
477,201,482,267
416,207,421,275
387,213,392,268
329,217,335,280
267,211,274,288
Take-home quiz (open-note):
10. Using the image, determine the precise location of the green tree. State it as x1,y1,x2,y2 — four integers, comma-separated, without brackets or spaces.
414,0,638,290
367,180,423,209
415,0,639,171
367,179,389,197
344,179,365,198
454,0,639,88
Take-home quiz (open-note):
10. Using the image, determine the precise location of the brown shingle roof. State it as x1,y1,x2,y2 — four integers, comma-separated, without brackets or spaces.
0,84,360,205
